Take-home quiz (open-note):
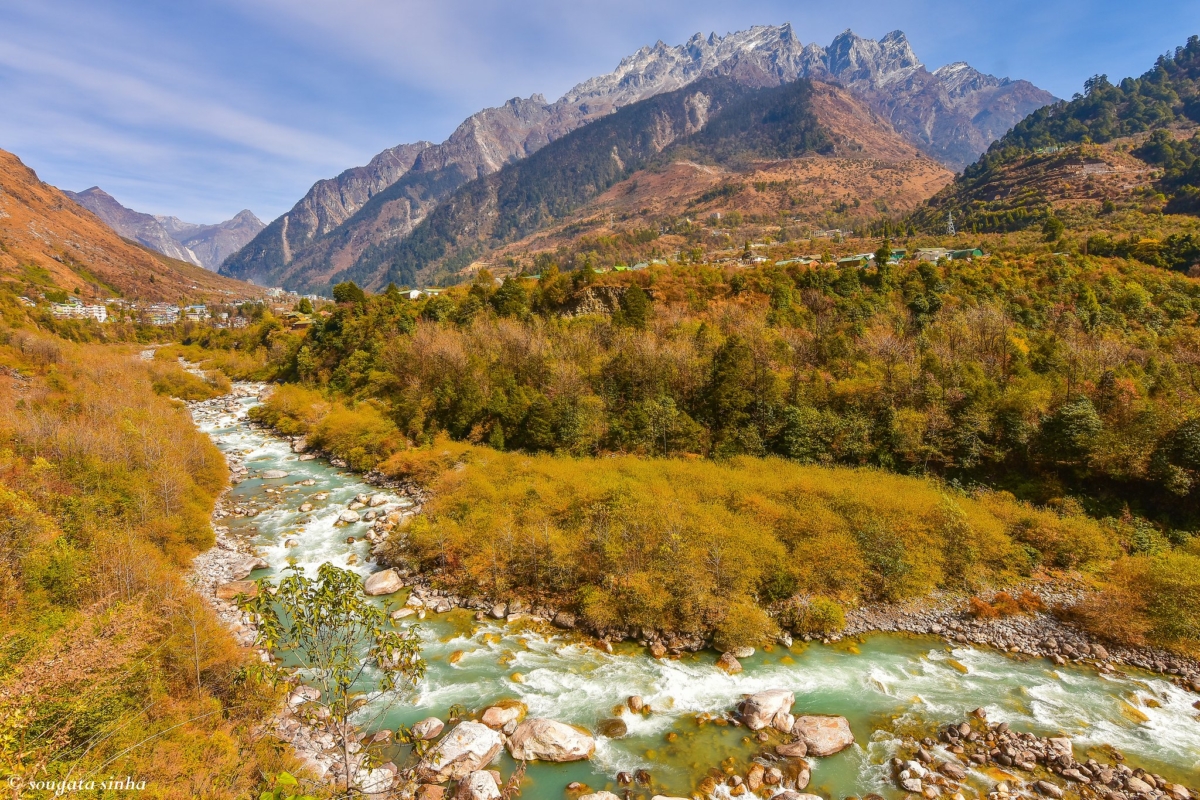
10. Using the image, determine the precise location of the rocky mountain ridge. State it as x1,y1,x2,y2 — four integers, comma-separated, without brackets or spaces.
223,24,1055,291
64,187,264,271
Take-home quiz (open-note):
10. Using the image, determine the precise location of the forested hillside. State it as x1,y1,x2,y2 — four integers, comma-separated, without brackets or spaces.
915,35,1200,233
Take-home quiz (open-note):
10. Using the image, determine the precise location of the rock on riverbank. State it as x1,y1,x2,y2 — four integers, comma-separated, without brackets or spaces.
889,711,1197,800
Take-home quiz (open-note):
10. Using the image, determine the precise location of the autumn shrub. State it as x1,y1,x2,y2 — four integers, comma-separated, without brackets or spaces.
383,445,1115,646
149,363,228,401
1073,546,1200,655
309,401,404,471
0,337,303,797
780,596,846,637
248,383,328,436
994,592,1023,615
379,434,475,486
1015,589,1046,612
712,597,779,651
968,597,1001,619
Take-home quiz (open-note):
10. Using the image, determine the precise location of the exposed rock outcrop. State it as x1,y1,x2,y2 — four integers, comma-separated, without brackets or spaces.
507,719,596,762
791,715,855,756
417,722,504,782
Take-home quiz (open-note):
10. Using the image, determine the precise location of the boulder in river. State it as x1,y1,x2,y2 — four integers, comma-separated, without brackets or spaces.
481,701,526,731
791,715,854,756
597,718,628,738
776,741,808,758
490,603,507,619
1035,782,1064,799
369,493,389,507
417,721,503,782
507,719,595,762
456,771,501,800
739,689,794,731
771,794,823,800
363,569,403,596
717,652,742,673
627,696,644,713
580,793,622,800
339,509,362,523
261,469,289,479
412,717,444,740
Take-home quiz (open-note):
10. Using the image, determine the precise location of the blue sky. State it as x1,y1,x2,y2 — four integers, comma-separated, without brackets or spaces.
1,0,1196,224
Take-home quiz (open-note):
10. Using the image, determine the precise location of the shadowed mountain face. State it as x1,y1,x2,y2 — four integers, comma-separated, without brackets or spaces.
0,149,257,301
64,187,263,271
222,24,1055,293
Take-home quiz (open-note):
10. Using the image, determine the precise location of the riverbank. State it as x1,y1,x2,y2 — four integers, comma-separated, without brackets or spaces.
234,383,1200,694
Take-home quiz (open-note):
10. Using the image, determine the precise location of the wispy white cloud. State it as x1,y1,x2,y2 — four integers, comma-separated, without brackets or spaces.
0,43,360,165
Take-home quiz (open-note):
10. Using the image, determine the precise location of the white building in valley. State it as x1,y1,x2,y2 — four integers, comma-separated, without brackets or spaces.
50,302,107,323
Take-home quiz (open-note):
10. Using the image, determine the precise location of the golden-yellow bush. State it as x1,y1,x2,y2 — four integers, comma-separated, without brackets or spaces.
383,446,1114,646
0,339,301,797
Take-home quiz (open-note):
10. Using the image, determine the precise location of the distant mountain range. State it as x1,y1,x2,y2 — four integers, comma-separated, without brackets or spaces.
0,149,255,302
221,24,1055,293
64,187,264,271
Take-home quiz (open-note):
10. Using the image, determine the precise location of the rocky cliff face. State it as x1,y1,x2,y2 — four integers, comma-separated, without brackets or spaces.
223,24,1055,292
64,187,264,270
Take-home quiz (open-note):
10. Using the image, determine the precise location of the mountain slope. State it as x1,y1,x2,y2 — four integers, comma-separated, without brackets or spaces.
0,150,257,301
487,82,954,264
222,24,1054,293
913,35,1200,233
64,187,264,270
344,77,951,288
155,209,265,270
